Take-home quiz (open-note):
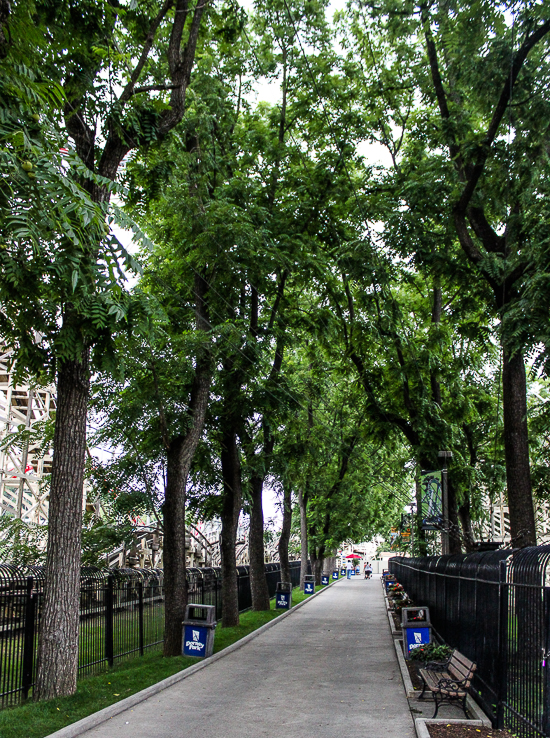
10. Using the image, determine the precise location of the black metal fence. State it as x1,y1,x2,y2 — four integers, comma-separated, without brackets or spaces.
0,560,302,708
390,546,550,738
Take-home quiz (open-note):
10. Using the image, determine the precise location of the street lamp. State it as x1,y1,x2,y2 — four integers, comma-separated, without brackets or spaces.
438,450,453,555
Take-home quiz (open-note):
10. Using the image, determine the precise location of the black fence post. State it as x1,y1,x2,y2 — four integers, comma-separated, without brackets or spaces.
542,586,550,736
138,581,144,657
105,575,114,668
21,577,36,700
496,559,508,730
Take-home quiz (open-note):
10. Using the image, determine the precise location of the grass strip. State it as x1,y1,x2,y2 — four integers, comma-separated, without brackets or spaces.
0,584,324,738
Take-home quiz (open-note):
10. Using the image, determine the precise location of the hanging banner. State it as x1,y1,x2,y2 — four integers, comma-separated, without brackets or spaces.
390,527,399,547
421,470,443,530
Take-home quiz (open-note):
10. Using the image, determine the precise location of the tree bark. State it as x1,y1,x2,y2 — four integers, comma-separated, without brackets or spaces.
278,485,292,585
162,275,212,656
298,487,308,589
458,498,475,552
249,475,270,611
502,348,536,547
447,479,462,554
35,352,89,700
311,550,324,584
415,469,427,556
162,437,187,656
220,426,242,627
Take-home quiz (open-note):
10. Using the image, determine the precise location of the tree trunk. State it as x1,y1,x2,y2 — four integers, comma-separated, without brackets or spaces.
458,498,476,552
278,485,292,585
415,469,427,556
298,487,308,589
220,427,242,627
312,550,324,584
249,475,270,611
163,437,187,657
35,352,89,700
502,348,536,547
162,279,212,656
447,479,462,554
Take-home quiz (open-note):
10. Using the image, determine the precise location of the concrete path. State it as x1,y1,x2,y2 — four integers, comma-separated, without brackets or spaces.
77,577,415,738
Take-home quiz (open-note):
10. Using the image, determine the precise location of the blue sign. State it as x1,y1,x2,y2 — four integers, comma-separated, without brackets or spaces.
321,575,329,585
276,593,290,609
304,582,314,594
351,569,355,576
332,571,338,580
183,624,208,657
341,568,345,575
405,627,431,657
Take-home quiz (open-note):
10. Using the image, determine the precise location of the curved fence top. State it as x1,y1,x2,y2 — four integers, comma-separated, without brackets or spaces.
507,543,550,586
389,548,546,584
0,560,296,588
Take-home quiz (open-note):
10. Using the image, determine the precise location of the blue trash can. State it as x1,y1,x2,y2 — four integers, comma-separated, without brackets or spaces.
332,570,339,580
321,574,329,585
304,575,315,594
402,607,432,659
276,581,292,610
182,604,216,658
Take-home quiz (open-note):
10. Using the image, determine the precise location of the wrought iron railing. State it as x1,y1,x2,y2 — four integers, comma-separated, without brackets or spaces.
0,560,302,707
390,547,550,738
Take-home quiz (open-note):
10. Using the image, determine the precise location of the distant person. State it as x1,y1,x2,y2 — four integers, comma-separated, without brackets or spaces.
364,562,373,579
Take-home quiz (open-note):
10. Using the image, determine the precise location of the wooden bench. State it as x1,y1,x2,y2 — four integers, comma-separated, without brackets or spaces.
418,649,476,718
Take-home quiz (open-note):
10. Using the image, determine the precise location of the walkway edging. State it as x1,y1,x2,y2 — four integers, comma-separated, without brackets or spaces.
45,579,340,738
415,718,486,738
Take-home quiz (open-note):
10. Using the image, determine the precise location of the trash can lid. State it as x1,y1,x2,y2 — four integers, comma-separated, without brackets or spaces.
276,581,292,591
184,603,217,625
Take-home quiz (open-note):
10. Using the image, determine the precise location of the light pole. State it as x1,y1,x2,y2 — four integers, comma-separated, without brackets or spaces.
438,450,453,555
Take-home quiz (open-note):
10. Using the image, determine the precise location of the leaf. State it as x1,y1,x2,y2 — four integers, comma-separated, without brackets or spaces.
71,270,79,292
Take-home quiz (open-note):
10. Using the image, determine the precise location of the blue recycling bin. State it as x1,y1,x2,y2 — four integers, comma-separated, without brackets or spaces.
321,574,329,585
332,570,339,580
182,604,216,658
276,581,292,610
304,575,315,594
401,607,432,659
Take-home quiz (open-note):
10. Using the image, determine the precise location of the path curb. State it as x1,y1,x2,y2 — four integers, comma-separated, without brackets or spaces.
45,579,340,738
415,717,486,738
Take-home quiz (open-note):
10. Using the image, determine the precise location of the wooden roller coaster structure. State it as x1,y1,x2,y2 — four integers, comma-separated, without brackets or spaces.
4,343,542,561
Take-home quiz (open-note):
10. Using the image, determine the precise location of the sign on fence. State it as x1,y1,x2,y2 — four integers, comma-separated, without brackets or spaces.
420,470,443,530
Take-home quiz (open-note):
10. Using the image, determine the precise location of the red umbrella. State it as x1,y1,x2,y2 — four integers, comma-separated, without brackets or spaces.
344,553,363,558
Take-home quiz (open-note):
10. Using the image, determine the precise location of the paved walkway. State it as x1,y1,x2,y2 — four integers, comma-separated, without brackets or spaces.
77,577,415,738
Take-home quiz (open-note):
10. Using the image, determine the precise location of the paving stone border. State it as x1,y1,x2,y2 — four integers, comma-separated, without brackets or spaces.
45,579,341,738
415,717,487,738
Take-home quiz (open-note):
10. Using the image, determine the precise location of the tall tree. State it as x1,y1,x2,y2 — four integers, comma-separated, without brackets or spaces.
13,0,211,697
347,0,550,546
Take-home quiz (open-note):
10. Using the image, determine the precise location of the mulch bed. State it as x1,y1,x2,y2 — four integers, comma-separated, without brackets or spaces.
427,726,516,738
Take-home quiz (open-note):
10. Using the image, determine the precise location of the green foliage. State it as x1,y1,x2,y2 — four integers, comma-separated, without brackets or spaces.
0,516,47,566
409,643,453,663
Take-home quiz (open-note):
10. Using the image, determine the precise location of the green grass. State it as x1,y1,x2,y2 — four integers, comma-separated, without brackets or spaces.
0,584,325,738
